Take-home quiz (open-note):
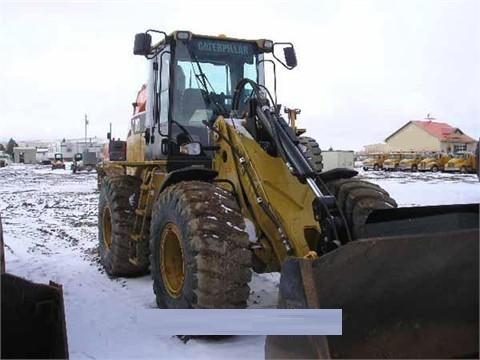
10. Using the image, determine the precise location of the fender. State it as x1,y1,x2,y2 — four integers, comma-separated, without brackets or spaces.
158,167,218,194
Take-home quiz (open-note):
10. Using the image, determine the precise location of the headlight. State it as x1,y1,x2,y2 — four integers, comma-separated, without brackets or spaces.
258,39,273,52
179,142,201,155
175,31,191,41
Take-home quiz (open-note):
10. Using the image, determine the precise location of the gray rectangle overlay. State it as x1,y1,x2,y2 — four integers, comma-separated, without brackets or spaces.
137,309,342,335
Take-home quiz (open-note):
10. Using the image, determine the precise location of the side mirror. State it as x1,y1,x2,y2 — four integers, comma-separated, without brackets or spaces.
133,33,152,56
273,42,297,70
107,132,111,140
284,46,297,69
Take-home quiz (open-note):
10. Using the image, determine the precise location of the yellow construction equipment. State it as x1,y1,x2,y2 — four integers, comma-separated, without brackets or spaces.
418,152,452,172
397,152,424,171
381,152,403,171
361,153,386,171
97,30,478,358
443,151,478,173
51,153,66,170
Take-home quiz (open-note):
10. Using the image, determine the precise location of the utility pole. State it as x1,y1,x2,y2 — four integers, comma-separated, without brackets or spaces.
84,114,89,150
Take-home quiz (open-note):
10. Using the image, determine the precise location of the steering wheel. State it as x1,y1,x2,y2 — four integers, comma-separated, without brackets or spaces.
232,78,260,112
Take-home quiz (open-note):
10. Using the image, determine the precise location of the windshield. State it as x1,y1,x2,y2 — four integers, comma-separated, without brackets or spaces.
173,37,261,125
403,154,415,159
55,154,62,160
389,154,401,160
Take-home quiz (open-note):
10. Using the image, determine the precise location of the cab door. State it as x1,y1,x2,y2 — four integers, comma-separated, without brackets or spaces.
145,46,171,160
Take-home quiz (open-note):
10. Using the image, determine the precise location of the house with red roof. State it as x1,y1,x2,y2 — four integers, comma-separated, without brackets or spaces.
384,116,477,153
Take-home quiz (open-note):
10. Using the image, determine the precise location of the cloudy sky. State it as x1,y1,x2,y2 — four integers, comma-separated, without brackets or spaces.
1,0,478,150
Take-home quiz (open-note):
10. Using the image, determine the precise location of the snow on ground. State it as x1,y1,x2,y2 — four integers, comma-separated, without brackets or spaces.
357,168,480,206
1,164,479,359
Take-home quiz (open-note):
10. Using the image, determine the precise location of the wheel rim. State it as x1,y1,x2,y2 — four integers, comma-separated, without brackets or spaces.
160,223,185,298
102,206,112,249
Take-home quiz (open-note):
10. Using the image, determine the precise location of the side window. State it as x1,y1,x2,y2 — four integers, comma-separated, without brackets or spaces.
158,51,170,134
137,113,146,133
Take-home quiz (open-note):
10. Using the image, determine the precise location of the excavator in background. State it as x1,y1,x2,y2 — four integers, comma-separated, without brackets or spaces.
1,213,69,358
97,30,478,358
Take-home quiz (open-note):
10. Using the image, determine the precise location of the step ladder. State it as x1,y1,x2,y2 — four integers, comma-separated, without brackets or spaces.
129,170,155,267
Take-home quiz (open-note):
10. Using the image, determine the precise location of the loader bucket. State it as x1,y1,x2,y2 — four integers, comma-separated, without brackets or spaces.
1,273,69,359
266,204,479,359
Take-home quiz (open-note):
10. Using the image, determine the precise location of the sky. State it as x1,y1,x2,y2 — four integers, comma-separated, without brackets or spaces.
0,0,478,150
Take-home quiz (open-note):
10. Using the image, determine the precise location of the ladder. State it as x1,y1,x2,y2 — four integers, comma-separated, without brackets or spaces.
129,170,155,267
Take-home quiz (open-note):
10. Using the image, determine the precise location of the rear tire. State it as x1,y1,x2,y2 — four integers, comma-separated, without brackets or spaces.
299,136,323,172
411,164,417,172
373,164,379,171
325,178,397,239
431,165,438,172
98,175,146,276
150,181,252,309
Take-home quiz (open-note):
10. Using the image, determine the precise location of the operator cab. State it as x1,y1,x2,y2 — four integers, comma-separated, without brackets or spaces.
133,31,277,170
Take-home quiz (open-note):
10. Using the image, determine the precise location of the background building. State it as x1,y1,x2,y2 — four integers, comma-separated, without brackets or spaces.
361,143,392,154
60,137,106,161
13,147,37,164
384,118,477,153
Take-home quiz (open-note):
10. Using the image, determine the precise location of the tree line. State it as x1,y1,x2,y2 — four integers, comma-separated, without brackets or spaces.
0,139,19,156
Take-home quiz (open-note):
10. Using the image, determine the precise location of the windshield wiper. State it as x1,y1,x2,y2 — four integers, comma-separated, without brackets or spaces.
190,54,229,117
172,119,193,143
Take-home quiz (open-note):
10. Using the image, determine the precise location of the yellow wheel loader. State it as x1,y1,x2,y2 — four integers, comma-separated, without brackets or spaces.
98,30,479,358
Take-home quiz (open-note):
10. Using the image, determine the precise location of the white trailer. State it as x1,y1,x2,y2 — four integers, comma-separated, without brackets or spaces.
321,150,355,171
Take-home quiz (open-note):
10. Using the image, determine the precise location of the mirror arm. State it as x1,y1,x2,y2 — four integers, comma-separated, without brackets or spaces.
272,42,297,70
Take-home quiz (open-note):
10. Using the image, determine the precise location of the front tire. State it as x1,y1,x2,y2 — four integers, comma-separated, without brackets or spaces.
150,181,252,309
431,165,439,172
325,178,397,239
98,175,146,276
